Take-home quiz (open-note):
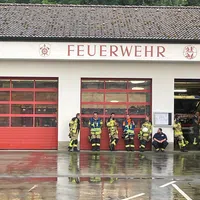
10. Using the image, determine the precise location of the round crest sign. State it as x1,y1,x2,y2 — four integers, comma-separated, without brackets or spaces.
183,45,197,60
39,44,51,57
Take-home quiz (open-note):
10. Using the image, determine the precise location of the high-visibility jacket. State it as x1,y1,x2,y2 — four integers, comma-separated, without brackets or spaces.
173,120,183,136
106,118,118,135
69,117,80,134
122,119,135,135
88,118,103,135
140,121,152,137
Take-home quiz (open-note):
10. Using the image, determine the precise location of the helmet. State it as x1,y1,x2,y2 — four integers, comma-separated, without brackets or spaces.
142,127,148,133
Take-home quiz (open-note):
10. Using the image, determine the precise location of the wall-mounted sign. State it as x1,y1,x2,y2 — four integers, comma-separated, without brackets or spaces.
154,112,172,126
0,42,199,61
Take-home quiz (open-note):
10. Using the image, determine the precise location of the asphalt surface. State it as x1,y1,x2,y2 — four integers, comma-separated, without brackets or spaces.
0,151,199,200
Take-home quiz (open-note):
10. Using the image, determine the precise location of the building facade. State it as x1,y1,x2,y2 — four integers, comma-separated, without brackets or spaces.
0,5,200,150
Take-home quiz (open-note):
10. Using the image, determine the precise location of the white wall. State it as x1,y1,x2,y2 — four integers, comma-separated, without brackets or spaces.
0,60,200,144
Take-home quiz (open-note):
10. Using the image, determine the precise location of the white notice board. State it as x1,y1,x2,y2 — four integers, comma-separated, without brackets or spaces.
154,112,172,126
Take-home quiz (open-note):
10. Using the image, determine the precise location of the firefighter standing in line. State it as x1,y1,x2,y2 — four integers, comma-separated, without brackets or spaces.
106,113,119,151
122,114,135,151
138,116,152,152
88,112,103,151
68,113,80,152
173,115,188,152
192,112,199,146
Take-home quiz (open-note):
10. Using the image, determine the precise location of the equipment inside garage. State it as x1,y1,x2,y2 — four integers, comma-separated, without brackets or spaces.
174,79,200,149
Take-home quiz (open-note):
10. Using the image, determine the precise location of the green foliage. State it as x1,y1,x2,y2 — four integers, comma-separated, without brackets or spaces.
15,0,29,3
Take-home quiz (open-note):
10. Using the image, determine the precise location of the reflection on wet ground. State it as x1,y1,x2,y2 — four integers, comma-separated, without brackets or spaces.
0,151,199,200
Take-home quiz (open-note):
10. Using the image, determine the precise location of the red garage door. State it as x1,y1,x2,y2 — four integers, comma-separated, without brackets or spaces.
80,79,152,151
0,78,58,150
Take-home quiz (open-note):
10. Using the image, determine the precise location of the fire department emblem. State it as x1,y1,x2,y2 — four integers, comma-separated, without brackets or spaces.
183,45,197,60
39,44,51,57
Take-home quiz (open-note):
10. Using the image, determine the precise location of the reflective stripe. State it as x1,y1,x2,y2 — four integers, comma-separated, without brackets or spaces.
92,143,96,146
125,145,129,148
69,140,73,147
96,143,100,146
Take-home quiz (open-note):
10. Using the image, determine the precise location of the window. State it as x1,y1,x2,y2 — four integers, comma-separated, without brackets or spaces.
12,91,34,101
82,92,104,102
0,104,9,114
11,104,33,114
81,79,151,127
0,78,58,127
0,92,10,101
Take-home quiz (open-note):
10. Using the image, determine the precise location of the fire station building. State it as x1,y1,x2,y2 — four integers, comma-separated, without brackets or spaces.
0,4,200,150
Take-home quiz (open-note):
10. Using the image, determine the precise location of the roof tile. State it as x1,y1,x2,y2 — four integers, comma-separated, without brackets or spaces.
0,4,200,41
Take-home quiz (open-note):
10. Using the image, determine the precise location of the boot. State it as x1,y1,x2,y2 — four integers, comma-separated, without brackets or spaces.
73,140,79,152
73,147,80,152
126,147,130,151
130,147,134,152
92,146,96,151
96,146,100,151
140,147,144,152
180,146,188,152
68,146,73,152
161,148,165,152
193,138,198,145
96,138,100,151
155,148,159,152
110,144,115,151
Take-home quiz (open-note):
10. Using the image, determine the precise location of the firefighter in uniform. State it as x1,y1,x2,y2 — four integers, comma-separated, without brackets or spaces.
122,114,135,151
138,116,152,152
192,112,199,146
68,113,80,152
173,115,188,152
88,112,103,151
106,113,119,151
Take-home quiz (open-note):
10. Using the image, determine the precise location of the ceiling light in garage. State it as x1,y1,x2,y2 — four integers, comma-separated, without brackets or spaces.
132,87,145,90
131,81,146,84
174,89,187,92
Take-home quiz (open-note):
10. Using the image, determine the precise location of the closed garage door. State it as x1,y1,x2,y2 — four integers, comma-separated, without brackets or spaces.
80,79,152,151
0,78,58,150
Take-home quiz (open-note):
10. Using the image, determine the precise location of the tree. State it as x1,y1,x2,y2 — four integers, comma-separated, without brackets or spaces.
187,0,200,6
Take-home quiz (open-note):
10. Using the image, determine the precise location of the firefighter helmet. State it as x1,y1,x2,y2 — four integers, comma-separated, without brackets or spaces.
142,127,148,133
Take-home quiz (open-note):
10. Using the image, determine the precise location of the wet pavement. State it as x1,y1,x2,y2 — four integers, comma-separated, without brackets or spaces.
0,151,200,200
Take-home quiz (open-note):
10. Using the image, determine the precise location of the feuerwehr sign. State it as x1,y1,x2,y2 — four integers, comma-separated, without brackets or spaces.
0,42,198,61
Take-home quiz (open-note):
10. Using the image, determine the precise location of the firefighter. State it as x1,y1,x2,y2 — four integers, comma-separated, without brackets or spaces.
122,114,135,151
68,113,80,152
106,113,119,151
138,116,152,152
88,112,103,151
173,115,188,152
192,112,199,146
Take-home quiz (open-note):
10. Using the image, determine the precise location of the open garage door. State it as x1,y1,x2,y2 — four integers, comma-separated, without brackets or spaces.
174,79,200,150
0,78,58,150
80,79,152,151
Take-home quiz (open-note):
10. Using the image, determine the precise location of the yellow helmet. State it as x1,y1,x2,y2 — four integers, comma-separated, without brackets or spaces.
142,127,148,133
